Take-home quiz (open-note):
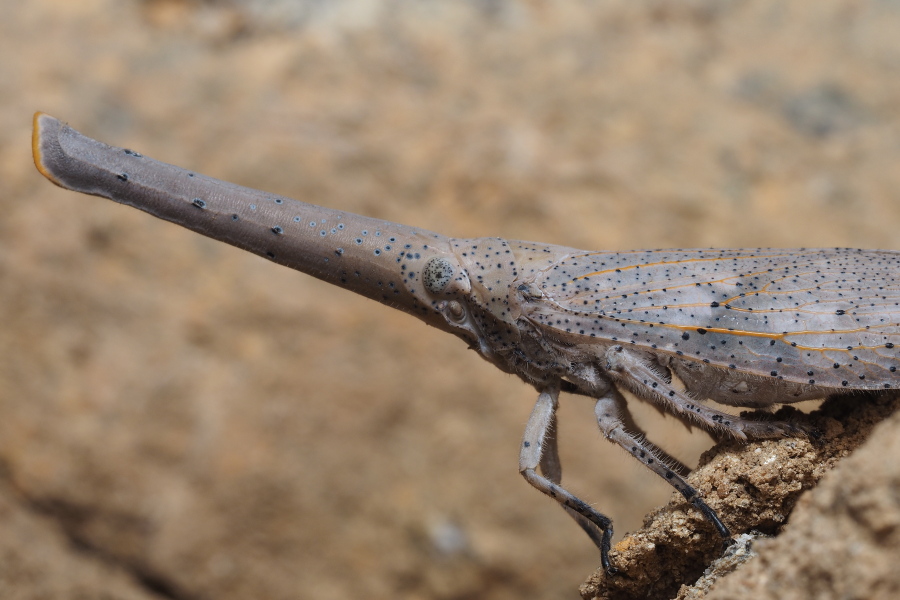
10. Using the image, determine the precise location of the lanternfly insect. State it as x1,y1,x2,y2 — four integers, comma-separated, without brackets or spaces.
32,113,900,572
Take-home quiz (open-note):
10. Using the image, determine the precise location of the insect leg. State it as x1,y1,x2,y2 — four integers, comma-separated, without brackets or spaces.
605,345,798,440
594,387,733,547
519,384,616,573
537,403,612,553
613,396,692,477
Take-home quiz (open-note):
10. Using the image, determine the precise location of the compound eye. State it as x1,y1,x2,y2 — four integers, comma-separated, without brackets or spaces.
423,257,456,294
447,300,465,322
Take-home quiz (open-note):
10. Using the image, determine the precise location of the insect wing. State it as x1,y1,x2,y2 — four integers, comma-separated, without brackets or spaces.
524,248,900,390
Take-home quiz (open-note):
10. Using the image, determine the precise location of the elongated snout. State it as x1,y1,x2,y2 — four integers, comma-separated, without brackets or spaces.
32,113,457,328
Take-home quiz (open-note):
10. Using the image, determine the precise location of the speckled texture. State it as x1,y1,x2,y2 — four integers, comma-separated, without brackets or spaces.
6,1,900,599
528,248,900,391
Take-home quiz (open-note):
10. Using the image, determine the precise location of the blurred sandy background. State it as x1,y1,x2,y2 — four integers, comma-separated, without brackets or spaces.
3,1,900,599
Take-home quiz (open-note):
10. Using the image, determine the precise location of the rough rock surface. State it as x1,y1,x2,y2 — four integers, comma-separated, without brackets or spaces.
701,404,900,600
581,394,900,600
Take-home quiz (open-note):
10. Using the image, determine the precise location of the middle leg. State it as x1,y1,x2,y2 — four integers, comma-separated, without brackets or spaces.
593,386,733,546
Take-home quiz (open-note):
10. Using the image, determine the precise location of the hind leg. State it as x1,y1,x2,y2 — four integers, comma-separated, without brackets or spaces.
605,345,800,440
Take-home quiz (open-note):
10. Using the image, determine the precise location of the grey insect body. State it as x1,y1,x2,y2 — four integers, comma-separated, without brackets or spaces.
32,113,900,572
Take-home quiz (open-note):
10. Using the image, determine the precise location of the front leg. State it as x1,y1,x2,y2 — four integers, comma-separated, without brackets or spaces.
537,398,612,553
519,384,616,573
